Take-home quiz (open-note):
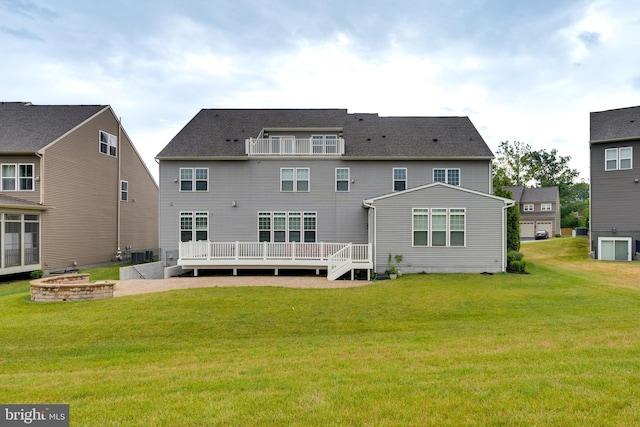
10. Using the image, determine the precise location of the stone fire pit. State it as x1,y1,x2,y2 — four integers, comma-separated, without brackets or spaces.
30,273,115,302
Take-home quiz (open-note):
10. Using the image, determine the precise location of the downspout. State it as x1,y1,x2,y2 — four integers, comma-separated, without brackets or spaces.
362,200,376,272
502,201,515,272
35,151,44,204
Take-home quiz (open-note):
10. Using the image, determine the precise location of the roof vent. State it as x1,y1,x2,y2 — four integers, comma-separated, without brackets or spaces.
382,135,386,138
433,138,439,142
358,118,364,121
225,138,231,142
233,139,239,142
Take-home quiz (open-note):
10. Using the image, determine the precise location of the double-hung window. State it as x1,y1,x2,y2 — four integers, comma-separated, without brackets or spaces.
120,180,128,202
449,209,466,246
336,168,350,192
523,204,534,212
393,168,407,191
414,208,465,247
605,147,633,171
541,203,552,211
431,209,447,246
281,168,309,192
413,209,429,246
180,168,208,192
273,212,287,242
99,130,117,157
180,212,208,242
433,168,460,186
1,164,34,191
257,212,316,242
312,135,338,154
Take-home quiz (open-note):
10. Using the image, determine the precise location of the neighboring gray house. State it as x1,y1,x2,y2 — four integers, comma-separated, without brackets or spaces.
156,109,513,279
0,102,159,275
504,186,560,238
590,105,640,261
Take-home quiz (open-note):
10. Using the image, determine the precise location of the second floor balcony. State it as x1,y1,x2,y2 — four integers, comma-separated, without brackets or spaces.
245,136,345,156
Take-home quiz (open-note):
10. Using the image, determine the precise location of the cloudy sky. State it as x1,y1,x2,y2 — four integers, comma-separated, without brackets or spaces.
2,0,639,182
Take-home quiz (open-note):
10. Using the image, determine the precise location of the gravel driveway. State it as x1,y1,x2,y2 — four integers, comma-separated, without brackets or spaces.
113,275,372,297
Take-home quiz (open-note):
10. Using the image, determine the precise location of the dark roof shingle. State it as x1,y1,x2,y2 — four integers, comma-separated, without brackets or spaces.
590,105,640,142
0,102,107,152
156,108,494,159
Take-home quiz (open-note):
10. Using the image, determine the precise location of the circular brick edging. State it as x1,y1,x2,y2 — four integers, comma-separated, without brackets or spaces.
30,273,115,302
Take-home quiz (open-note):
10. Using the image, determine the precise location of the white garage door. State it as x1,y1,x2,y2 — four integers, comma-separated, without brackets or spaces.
599,238,631,261
536,221,553,236
521,221,535,238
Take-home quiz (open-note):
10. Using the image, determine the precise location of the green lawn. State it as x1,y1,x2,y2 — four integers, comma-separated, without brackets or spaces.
1,238,640,426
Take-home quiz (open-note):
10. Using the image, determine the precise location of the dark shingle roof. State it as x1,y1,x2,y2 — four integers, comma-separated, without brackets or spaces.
0,194,46,209
0,102,107,152
504,186,558,203
156,109,494,159
590,106,640,142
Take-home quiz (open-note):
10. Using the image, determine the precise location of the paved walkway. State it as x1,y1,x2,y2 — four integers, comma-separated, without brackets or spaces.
113,275,372,297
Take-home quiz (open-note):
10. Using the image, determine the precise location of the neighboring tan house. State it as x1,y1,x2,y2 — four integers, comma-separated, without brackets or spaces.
156,109,513,279
504,186,560,239
0,102,158,275
590,105,640,261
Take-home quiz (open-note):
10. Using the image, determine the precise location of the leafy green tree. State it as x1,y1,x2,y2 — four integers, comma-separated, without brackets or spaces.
560,181,589,228
526,148,580,189
494,141,532,187
495,187,520,252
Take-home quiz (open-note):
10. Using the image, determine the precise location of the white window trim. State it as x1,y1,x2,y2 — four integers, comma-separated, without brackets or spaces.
597,237,631,261
541,203,552,211
99,130,117,157
335,167,350,192
393,168,407,192
413,208,466,248
179,167,209,192
179,211,209,242
280,167,310,192
605,147,633,171
523,204,534,212
0,213,41,268
412,208,429,247
120,180,128,202
1,163,35,192
256,211,317,242
433,168,461,186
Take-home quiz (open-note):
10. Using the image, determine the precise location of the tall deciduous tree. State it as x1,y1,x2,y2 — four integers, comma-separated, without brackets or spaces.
526,148,580,189
494,141,533,187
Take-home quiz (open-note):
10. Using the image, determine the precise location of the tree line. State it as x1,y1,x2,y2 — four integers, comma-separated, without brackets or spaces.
493,141,589,251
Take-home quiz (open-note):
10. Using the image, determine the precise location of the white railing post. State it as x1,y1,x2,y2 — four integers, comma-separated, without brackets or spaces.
263,241,267,260
292,241,296,260
235,241,239,260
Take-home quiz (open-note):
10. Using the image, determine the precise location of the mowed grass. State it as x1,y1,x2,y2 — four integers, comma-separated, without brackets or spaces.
1,239,640,426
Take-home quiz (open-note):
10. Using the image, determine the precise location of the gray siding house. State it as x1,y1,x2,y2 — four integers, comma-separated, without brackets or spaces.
504,186,561,238
0,102,159,275
590,105,640,261
156,109,513,279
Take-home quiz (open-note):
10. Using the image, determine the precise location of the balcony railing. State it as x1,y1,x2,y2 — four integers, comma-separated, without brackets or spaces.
245,137,345,156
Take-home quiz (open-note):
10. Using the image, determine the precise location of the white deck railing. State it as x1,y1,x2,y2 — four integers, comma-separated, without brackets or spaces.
180,241,370,262
245,138,345,156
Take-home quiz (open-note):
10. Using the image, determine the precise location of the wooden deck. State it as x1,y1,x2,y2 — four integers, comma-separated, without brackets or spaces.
178,241,373,280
